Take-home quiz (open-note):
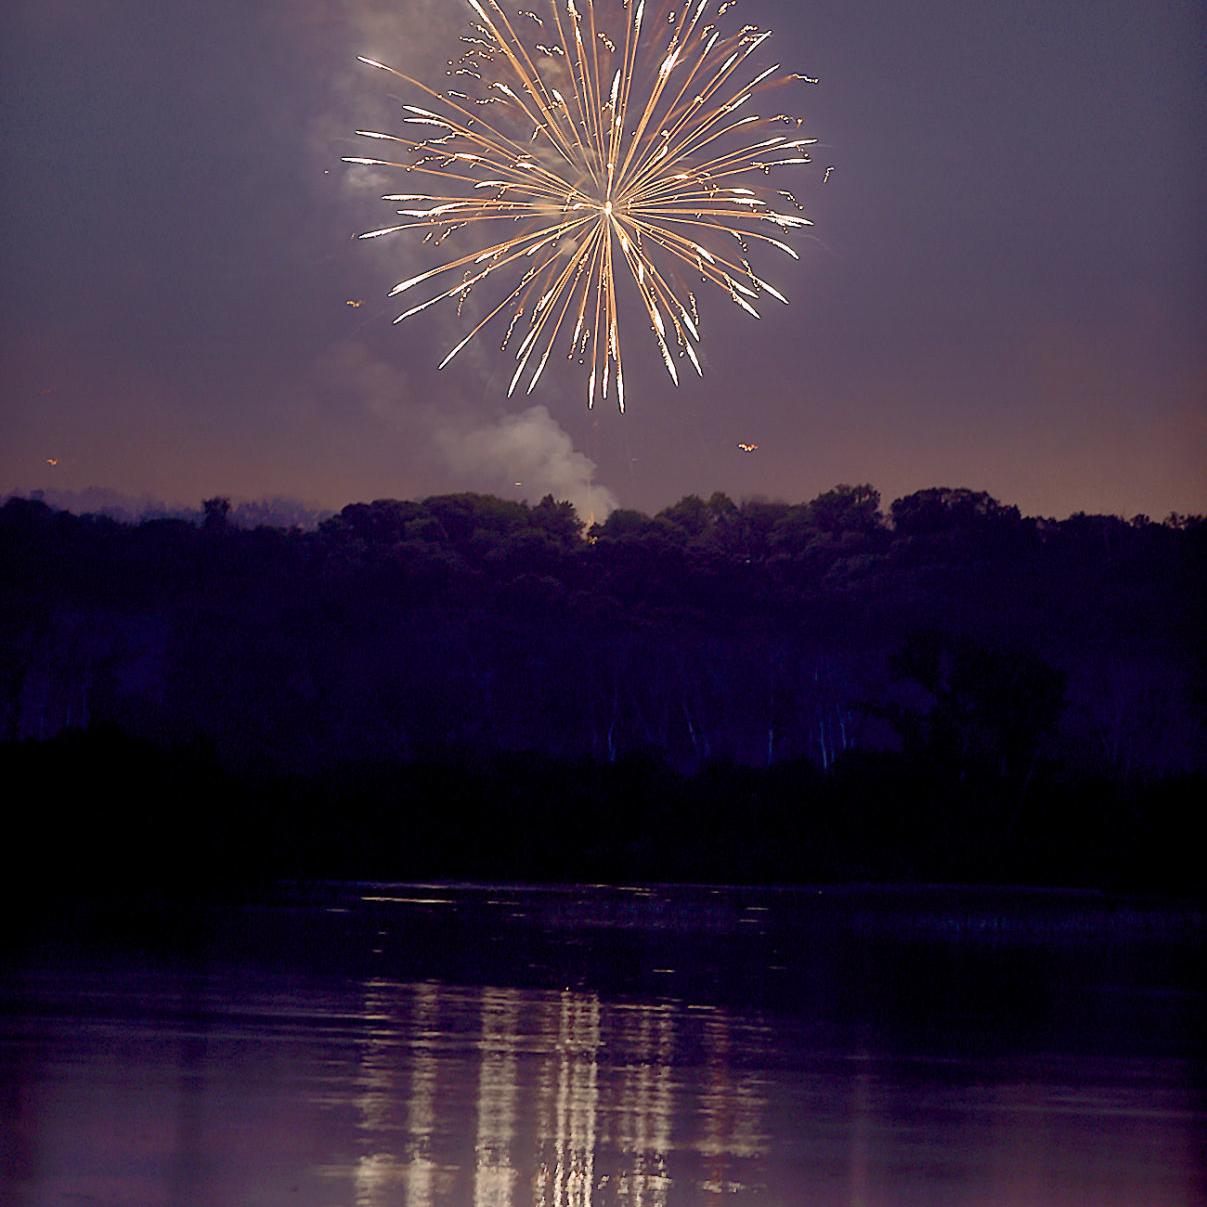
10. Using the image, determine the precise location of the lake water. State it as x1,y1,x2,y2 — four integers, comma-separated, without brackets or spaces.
2,884,1203,1206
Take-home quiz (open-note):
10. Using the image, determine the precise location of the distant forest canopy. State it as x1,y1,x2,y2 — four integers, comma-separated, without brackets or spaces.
2,487,334,531
2,485,1203,786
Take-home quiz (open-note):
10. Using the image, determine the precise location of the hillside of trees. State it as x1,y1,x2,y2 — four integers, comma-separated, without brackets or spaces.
1,487,1203,895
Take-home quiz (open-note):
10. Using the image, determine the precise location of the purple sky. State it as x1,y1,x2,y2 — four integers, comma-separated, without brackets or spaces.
2,0,1203,520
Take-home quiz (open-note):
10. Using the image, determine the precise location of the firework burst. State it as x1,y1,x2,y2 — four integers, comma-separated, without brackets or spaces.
345,0,819,411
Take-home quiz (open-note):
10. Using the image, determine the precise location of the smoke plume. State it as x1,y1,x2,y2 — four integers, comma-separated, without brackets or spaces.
437,406,618,524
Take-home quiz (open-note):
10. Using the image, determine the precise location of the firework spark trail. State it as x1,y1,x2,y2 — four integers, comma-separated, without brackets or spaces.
345,0,819,411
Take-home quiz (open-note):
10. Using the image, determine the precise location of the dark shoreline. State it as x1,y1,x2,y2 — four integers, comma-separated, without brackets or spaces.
9,882,1201,1057
4,728,1202,927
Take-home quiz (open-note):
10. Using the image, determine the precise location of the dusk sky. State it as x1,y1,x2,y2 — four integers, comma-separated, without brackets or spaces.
2,0,1203,521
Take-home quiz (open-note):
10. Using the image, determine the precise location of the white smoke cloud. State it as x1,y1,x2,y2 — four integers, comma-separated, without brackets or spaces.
437,406,618,523
306,0,470,203
317,342,617,521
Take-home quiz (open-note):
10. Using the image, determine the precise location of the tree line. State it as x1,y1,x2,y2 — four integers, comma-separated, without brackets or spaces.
1,486,1202,893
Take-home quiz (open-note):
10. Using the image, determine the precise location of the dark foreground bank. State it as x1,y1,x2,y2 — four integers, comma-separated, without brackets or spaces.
3,728,1202,920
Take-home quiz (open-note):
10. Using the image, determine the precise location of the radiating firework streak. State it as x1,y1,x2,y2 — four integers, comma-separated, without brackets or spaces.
345,0,818,411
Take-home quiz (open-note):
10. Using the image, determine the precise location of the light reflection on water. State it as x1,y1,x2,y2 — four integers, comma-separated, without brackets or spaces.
348,981,745,1207
2,884,1204,1206
475,986,520,1207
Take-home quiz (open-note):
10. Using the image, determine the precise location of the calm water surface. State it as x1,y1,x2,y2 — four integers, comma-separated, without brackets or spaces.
2,884,1203,1206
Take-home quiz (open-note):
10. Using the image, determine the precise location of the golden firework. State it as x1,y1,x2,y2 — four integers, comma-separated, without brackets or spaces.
345,0,818,410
